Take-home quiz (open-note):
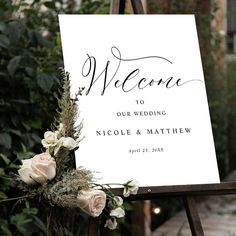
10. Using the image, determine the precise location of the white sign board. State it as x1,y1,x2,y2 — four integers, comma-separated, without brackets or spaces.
59,15,220,187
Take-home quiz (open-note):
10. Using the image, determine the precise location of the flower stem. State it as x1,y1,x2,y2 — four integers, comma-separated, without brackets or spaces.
0,194,35,203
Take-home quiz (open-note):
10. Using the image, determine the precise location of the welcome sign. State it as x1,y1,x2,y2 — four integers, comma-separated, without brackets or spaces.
59,15,220,187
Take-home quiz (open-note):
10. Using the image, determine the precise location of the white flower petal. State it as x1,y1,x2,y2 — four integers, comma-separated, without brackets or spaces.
18,167,37,184
104,218,117,230
123,188,130,197
124,179,139,196
41,131,58,148
109,196,124,208
110,207,125,218
61,137,76,150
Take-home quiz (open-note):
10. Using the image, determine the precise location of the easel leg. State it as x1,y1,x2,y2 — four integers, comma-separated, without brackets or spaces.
183,196,204,236
130,0,145,14
110,0,125,14
88,217,99,236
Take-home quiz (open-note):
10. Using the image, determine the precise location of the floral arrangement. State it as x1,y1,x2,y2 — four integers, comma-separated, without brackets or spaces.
14,71,139,230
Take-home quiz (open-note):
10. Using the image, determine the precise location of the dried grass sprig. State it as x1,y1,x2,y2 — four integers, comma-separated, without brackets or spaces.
45,168,94,208
58,69,83,139
54,69,83,174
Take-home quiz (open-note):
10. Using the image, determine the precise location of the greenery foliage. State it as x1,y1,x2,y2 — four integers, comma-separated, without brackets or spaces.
0,0,108,235
0,0,62,233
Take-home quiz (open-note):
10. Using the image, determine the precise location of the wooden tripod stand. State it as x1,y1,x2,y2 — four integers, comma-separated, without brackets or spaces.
86,1,236,235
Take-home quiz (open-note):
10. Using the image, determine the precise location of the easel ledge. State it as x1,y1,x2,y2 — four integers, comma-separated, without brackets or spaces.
112,181,236,200
88,182,236,236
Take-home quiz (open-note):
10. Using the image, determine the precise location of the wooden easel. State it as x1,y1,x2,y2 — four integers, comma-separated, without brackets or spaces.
87,1,236,235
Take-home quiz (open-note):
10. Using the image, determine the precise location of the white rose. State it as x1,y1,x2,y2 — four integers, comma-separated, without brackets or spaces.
104,218,117,230
18,159,39,184
60,137,76,150
77,189,106,217
110,207,125,218
18,153,56,185
123,179,139,197
41,131,58,148
108,196,123,209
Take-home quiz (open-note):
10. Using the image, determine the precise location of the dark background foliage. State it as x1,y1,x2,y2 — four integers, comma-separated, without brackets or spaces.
0,0,235,235
0,0,109,235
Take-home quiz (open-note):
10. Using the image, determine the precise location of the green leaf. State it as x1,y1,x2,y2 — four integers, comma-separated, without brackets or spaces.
0,191,8,200
8,163,19,169
0,153,10,165
123,201,133,211
8,129,21,137
10,214,32,235
0,168,5,175
25,67,34,77
0,133,12,149
0,34,10,48
32,216,47,233
22,207,38,215
0,222,12,236
44,1,55,9
31,119,42,129
11,115,20,127
0,71,7,77
37,73,54,92
34,30,53,48
31,133,41,143
0,22,6,32
10,99,30,104
7,56,22,76
22,121,31,131
7,21,25,44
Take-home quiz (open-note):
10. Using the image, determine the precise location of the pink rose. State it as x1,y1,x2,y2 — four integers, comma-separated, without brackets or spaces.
18,153,56,184
77,189,106,217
